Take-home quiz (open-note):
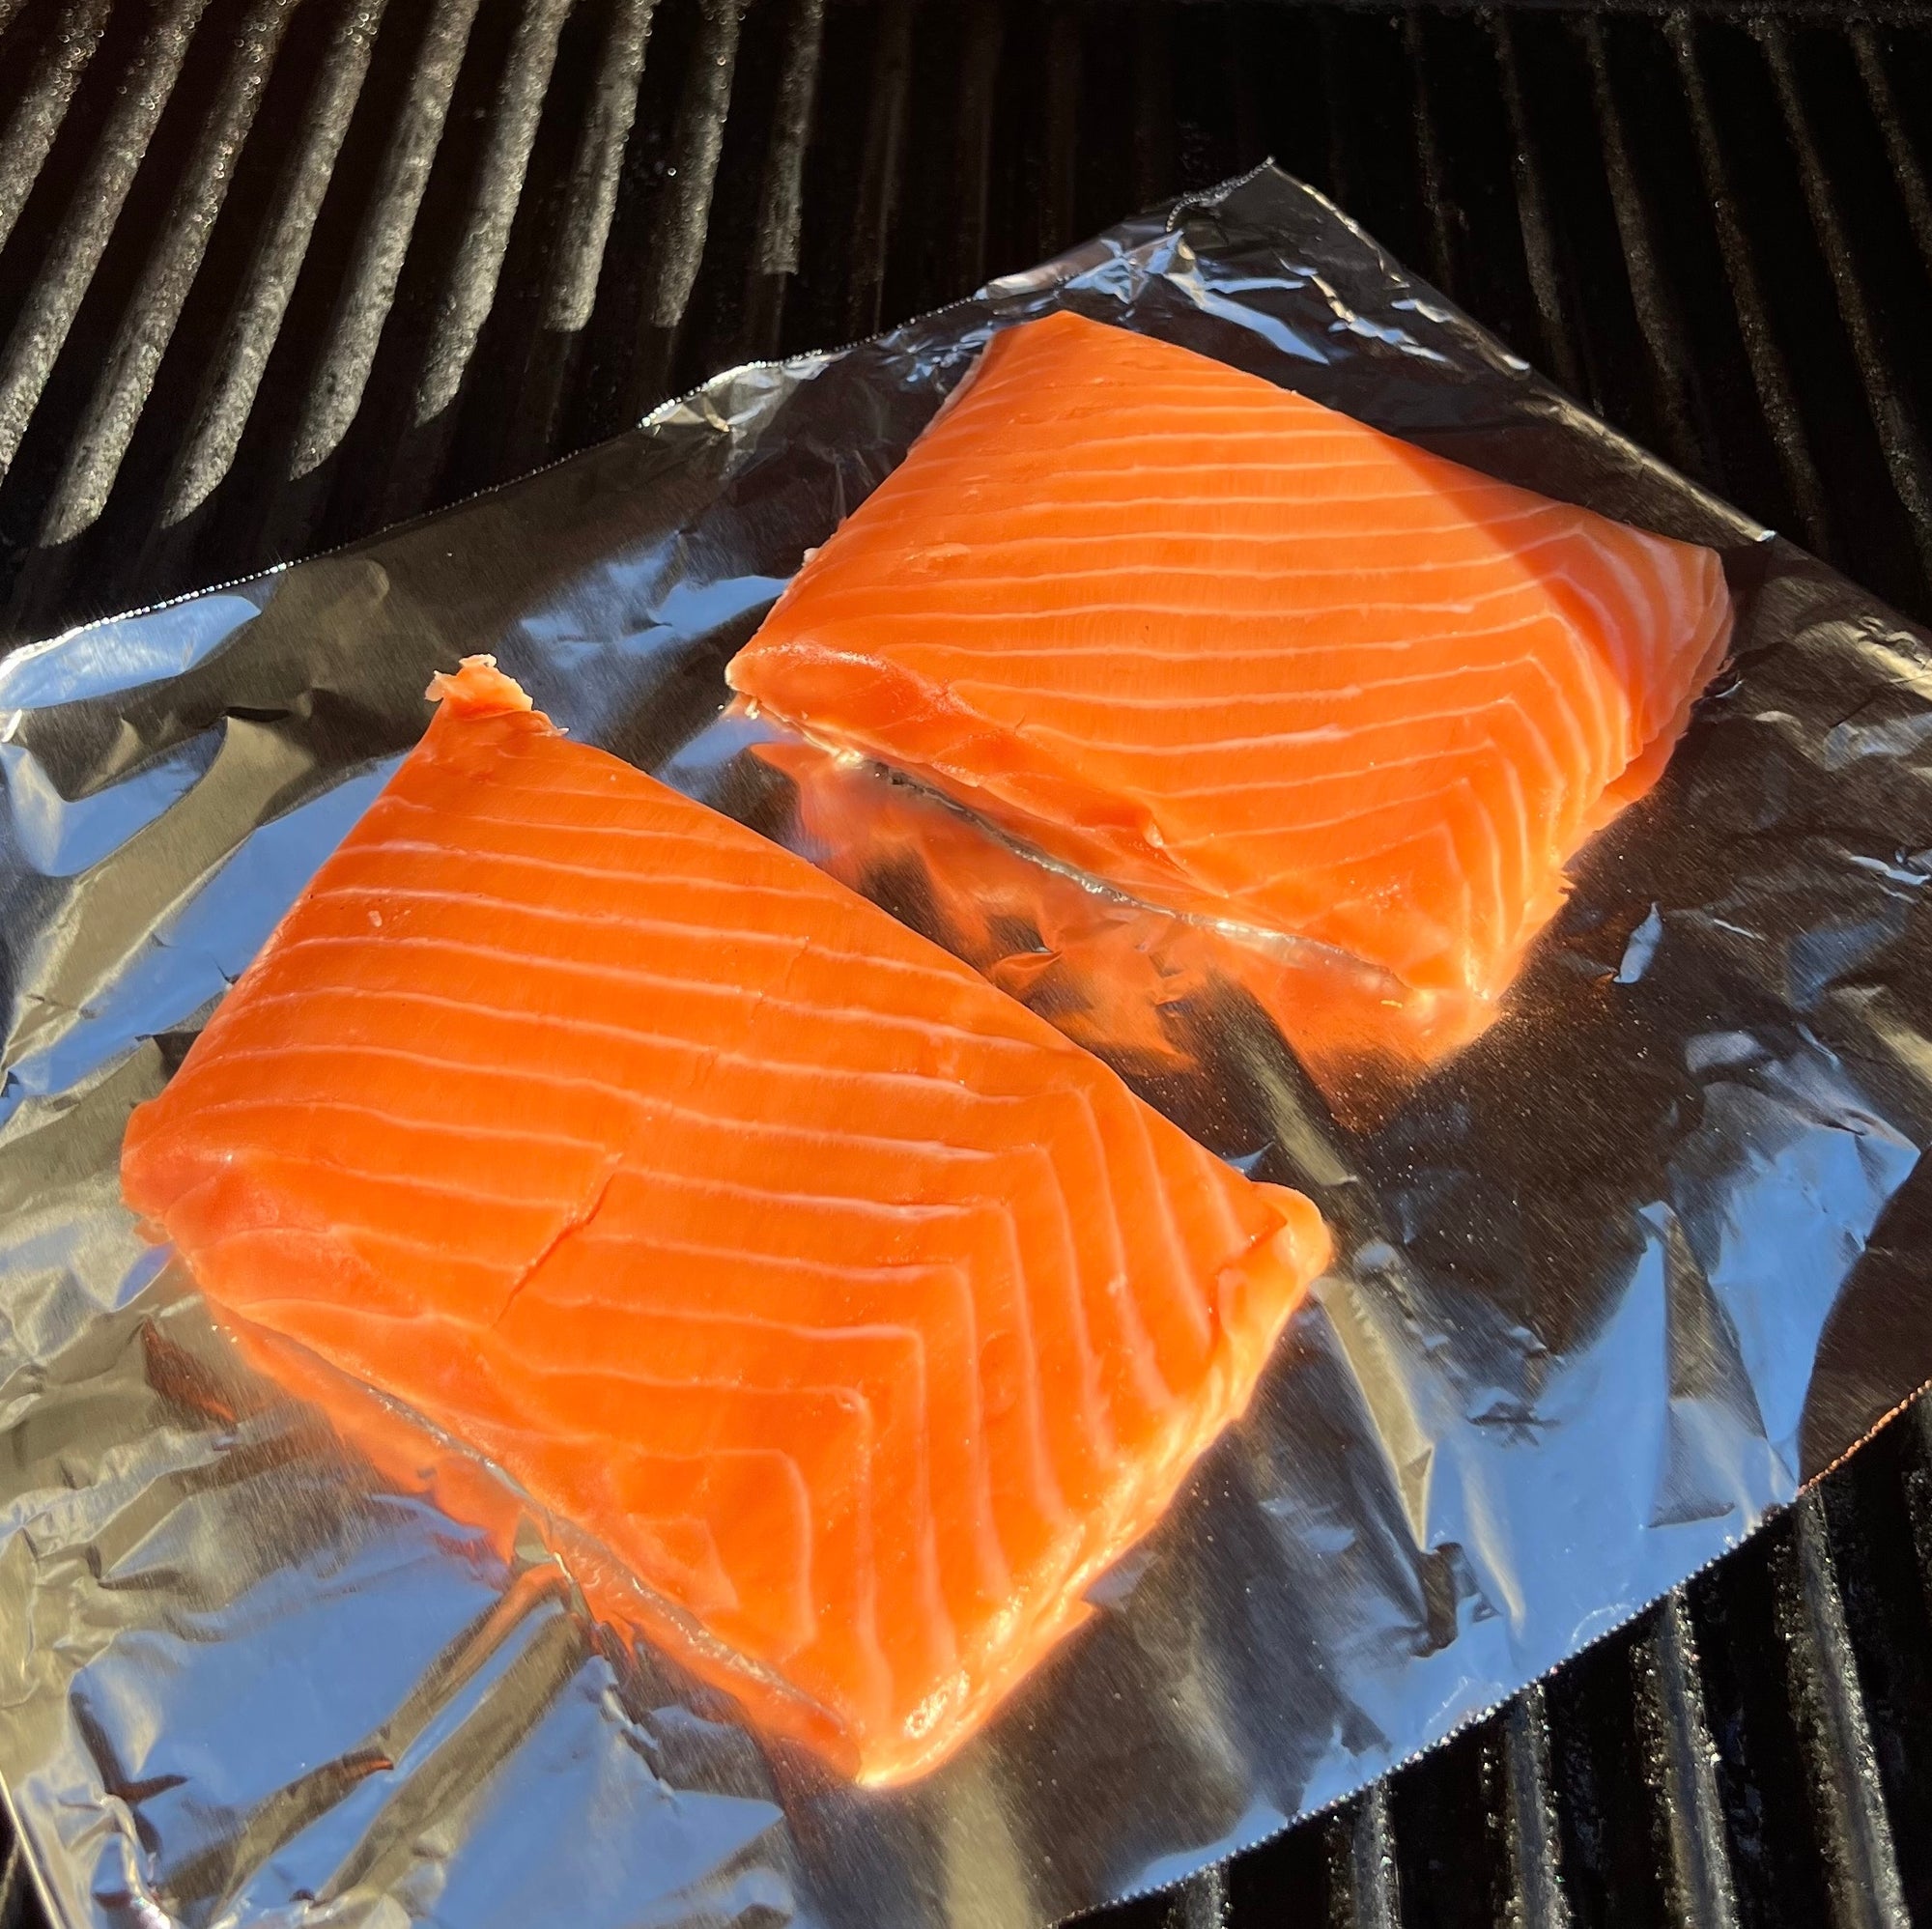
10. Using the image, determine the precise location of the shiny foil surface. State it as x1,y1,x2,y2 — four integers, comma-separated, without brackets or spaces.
3,165,1931,1929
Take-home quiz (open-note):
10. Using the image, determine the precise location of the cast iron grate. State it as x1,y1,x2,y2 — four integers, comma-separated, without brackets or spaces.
1,4,1930,1926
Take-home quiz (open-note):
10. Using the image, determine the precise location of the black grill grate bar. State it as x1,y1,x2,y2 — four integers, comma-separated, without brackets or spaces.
1662,14,1833,556
1578,14,1713,484
739,0,820,355
0,0,112,258
1488,12,1587,405
1164,1864,1228,1929
950,6,1003,299
842,0,911,340
278,0,480,492
1853,24,1932,285
1130,5,1174,216
150,0,387,539
500,0,656,474
1402,10,1456,295
1757,20,1932,589
647,0,744,339
1638,1590,1742,1929
1313,14,1354,240
1911,1399,1932,1610
0,0,210,483
32,0,298,553
1501,1685,1572,1929
618,0,743,420
1773,1493,1911,1929
1327,1785,1401,1929
1037,8,1079,264
375,0,576,522
548,0,656,335
1227,15,1264,204
750,0,819,282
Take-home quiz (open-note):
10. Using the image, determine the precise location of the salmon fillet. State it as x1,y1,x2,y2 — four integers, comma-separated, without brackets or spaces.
727,311,1733,1017
120,657,1330,1785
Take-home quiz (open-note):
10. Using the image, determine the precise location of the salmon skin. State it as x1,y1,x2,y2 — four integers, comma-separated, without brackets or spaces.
120,656,1331,1787
727,310,1734,1046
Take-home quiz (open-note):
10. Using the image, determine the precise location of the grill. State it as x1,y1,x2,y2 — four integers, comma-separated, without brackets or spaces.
2,3,1931,1926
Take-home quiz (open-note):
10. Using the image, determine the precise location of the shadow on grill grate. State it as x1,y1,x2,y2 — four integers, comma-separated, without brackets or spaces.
1,4,1930,1926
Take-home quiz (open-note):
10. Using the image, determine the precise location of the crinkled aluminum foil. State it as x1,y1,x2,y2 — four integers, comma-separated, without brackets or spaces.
4,164,1932,1929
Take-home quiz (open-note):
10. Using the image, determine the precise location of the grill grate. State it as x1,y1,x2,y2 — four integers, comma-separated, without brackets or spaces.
2,5,1932,1927
6,0,1932,635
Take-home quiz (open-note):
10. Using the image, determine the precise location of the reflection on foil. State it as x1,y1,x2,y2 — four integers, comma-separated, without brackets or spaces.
749,729,1492,1131
1,164,1931,1929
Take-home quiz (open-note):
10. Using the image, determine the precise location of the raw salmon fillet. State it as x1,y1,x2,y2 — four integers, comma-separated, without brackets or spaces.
728,310,1733,1017
120,657,1331,1786
764,735,1493,1126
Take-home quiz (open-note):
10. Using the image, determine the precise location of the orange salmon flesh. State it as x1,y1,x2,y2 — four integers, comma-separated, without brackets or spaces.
121,656,1331,1786
728,311,1733,1035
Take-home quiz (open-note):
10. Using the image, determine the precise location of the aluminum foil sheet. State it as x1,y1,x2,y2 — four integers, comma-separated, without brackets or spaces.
4,163,1932,1929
